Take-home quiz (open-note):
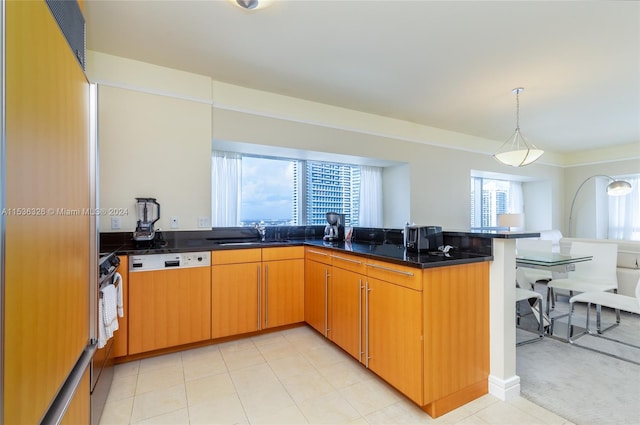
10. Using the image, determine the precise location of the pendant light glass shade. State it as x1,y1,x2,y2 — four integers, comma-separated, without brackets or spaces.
494,88,544,167
236,0,259,8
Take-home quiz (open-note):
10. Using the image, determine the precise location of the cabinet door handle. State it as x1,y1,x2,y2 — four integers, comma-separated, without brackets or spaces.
257,265,261,330
366,263,414,277
324,268,329,337
330,254,362,265
365,281,371,368
265,265,269,328
359,279,364,363
307,249,329,256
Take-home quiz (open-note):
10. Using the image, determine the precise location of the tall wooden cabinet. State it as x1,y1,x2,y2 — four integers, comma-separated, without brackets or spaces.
3,1,91,423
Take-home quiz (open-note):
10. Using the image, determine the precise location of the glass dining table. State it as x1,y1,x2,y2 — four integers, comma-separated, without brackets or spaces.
515,251,593,335
516,251,593,274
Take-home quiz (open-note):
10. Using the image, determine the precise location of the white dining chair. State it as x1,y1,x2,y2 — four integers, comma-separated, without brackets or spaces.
566,276,640,364
515,286,545,345
546,241,619,334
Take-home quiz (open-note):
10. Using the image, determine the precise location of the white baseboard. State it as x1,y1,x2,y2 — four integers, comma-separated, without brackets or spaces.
488,374,521,401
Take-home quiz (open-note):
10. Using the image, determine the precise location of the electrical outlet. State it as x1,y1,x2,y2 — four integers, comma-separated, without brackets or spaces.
170,216,179,229
197,216,210,228
111,217,121,230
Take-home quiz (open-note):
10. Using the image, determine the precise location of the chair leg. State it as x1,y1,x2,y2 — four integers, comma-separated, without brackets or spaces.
536,297,544,339
567,301,573,342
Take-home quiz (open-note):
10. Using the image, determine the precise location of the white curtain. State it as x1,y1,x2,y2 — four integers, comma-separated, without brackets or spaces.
211,151,241,227
359,166,383,227
608,174,640,240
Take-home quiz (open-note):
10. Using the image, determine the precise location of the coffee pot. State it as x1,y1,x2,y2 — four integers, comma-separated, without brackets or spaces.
323,212,345,241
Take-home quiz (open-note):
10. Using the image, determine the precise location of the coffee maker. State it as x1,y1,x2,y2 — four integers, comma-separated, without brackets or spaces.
133,197,160,241
323,212,345,241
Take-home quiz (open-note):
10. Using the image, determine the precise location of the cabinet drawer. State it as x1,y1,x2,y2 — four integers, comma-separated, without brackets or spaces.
211,248,262,265
262,246,304,261
305,247,333,265
366,259,422,291
330,252,366,274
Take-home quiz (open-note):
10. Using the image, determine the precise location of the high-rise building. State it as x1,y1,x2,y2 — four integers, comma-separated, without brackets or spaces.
304,161,360,226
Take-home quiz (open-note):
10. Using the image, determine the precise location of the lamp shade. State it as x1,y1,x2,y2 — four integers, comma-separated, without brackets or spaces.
606,179,632,196
497,213,524,229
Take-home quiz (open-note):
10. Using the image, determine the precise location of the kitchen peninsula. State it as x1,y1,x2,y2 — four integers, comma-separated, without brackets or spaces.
100,227,536,418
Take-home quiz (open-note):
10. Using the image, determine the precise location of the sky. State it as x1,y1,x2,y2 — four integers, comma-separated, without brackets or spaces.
240,156,294,222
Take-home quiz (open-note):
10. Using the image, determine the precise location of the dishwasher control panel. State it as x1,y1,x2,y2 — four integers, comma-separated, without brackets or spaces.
129,251,211,271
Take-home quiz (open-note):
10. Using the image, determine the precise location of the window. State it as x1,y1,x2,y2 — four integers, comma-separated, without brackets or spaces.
470,176,523,230
608,174,640,241
212,151,381,227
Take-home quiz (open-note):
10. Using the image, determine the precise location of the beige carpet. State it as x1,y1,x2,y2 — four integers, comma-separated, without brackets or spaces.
516,300,640,425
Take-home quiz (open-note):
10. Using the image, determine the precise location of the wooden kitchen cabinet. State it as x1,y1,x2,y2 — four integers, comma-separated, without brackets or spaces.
4,1,91,422
112,256,129,358
262,247,305,328
304,247,332,335
128,267,211,354
211,249,261,338
328,266,363,360
422,262,489,417
367,276,423,404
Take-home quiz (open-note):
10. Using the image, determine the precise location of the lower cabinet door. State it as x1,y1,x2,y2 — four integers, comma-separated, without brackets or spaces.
304,259,329,335
129,267,211,354
329,267,364,360
211,262,261,338
367,277,423,404
263,259,305,328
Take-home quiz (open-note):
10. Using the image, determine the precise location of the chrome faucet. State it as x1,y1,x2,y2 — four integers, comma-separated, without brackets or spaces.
254,222,266,241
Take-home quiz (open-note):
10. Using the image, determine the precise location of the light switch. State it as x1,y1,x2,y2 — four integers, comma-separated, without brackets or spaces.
111,217,121,230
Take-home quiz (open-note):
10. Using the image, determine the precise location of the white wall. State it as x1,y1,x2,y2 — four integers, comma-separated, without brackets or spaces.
97,86,212,232
523,180,553,231
87,51,637,235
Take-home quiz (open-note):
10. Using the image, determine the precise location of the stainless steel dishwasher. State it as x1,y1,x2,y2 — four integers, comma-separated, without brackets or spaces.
128,252,211,354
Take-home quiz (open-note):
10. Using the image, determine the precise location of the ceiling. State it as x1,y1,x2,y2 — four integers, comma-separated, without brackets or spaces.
85,0,640,156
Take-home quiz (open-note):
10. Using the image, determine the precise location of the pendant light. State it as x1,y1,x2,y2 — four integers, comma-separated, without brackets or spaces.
236,0,259,9
494,87,544,167
234,0,272,10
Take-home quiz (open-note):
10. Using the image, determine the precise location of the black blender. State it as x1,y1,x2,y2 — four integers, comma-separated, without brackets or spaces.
133,197,160,242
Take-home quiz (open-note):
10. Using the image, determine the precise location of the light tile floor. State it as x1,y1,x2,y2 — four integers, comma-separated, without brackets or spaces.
100,326,573,425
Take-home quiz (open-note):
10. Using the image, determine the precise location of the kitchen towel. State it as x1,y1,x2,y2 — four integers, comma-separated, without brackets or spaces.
114,272,124,317
100,284,119,348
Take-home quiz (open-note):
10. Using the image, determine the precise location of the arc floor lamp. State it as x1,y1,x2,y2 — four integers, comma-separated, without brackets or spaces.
568,175,633,237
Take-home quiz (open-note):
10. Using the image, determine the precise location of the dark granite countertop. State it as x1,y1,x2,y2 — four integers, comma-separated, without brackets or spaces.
303,240,492,269
97,228,545,269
